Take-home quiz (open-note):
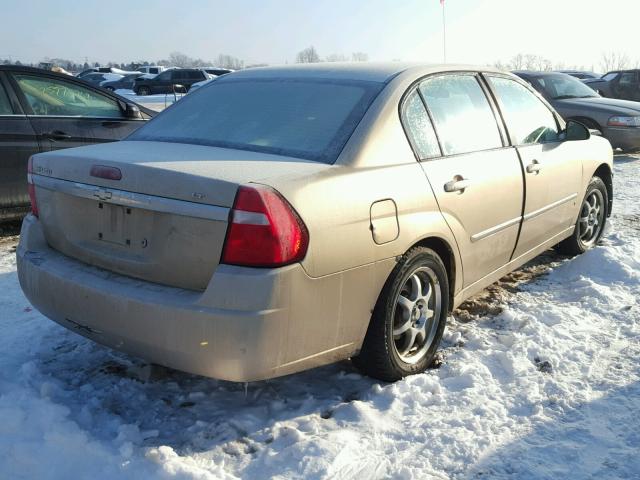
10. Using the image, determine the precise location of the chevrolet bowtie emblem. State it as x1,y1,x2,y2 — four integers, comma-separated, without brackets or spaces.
93,188,113,201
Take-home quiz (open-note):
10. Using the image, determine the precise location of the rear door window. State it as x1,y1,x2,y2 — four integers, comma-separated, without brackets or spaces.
487,76,560,145
0,83,13,114
14,74,123,118
402,90,440,159
619,72,636,87
419,74,503,155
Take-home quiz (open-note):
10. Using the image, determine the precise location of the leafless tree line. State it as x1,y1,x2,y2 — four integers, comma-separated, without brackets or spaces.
295,46,369,64
494,52,639,73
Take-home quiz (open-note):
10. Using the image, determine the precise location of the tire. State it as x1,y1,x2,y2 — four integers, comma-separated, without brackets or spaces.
137,86,151,96
105,86,115,92
352,247,449,382
556,176,608,256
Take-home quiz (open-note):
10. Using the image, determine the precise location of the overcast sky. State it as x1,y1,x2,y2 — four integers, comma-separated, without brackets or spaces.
2,0,639,69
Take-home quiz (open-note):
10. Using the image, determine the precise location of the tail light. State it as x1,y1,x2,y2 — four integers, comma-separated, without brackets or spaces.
221,185,309,267
27,157,38,217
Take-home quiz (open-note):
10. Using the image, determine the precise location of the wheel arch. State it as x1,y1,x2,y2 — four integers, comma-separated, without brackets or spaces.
593,163,614,217
408,235,458,312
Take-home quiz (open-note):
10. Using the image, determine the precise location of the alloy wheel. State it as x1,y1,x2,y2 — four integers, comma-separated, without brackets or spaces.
579,189,605,247
392,266,442,364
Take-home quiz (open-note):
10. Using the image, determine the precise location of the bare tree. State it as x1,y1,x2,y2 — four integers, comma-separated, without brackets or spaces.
325,53,348,62
600,52,630,72
510,54,525,70
296,46,321,64
168,51,194,68
351,52,369,62
215,54,244,70
494,53,555,71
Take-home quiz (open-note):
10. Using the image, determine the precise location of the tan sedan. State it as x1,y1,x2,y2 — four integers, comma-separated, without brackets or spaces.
17,64,613,382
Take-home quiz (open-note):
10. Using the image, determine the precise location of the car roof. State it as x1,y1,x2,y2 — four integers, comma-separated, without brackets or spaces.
226,62,507,84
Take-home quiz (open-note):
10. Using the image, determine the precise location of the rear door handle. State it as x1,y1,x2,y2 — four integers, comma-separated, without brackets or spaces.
42,130,71,141
444,176,471,193
526,160,542,174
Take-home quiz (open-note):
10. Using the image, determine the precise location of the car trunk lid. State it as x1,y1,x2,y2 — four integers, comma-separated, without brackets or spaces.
30,141,329,290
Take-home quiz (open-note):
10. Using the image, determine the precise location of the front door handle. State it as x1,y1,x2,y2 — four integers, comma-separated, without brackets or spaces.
444,176,471,193
42,130,71,141
526,160,542,174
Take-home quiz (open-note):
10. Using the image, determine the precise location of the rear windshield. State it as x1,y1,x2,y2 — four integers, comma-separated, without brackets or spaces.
129,77,383,163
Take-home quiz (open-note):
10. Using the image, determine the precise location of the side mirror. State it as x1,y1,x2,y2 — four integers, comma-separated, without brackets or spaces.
124,103,142,119
564,120,591,141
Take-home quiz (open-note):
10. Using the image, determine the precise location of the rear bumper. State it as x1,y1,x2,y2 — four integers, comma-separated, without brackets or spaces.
603,126,640,151
17,215,385,381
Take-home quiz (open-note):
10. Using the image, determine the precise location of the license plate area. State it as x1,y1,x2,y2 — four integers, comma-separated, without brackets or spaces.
98,202,130,246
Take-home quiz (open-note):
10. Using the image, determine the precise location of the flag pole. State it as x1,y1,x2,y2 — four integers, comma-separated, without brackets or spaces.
441,0,447,63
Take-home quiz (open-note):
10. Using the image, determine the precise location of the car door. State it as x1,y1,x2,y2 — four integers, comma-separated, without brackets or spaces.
8,72,144,152
409,73,525,288
171,70,191,92
611,72,637,100
153,70,174,93
485,74,582,259
0,72,41,213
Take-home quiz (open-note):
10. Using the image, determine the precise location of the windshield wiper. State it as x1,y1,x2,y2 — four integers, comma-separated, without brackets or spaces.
553,95,579,100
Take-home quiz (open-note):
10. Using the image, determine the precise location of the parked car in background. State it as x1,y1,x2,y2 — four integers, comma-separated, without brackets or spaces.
18,64,613,383
200,67,233,76
133,68,209,95
101,73,145,91
555,70,601,80
515,70,640,152
77,67,132,78
81,72,125,87
137,65,166,75
0,65,155,221
583,70,640,99
188,77,216,93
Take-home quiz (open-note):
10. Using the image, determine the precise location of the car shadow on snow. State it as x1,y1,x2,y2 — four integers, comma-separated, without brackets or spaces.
33,324,385,455
466,379,640,479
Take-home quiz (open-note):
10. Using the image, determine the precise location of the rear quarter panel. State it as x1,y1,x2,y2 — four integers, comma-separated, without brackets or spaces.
264,74,463,357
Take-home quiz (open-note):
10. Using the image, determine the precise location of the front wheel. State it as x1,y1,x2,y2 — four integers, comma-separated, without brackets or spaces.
556,176,608,255
353,247,449,382
136,86,151,96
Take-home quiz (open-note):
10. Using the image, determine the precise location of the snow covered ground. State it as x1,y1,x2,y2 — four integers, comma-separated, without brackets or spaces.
0,156,639,479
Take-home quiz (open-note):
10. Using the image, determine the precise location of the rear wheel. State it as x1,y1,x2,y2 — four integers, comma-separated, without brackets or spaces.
137,86,151,96
353,247,449,382
556,176,608,255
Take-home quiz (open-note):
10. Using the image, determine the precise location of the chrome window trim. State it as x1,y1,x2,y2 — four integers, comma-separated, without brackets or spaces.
32,174,230,222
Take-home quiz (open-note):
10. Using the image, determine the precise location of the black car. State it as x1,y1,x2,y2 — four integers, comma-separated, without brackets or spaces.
101,73,145,91
0,66,155,221
555,70,602,80
583,70,640,100
515,71,640,152
133,69,208,95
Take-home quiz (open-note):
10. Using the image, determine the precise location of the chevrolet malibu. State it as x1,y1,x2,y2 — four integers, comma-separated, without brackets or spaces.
17,64,614,382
